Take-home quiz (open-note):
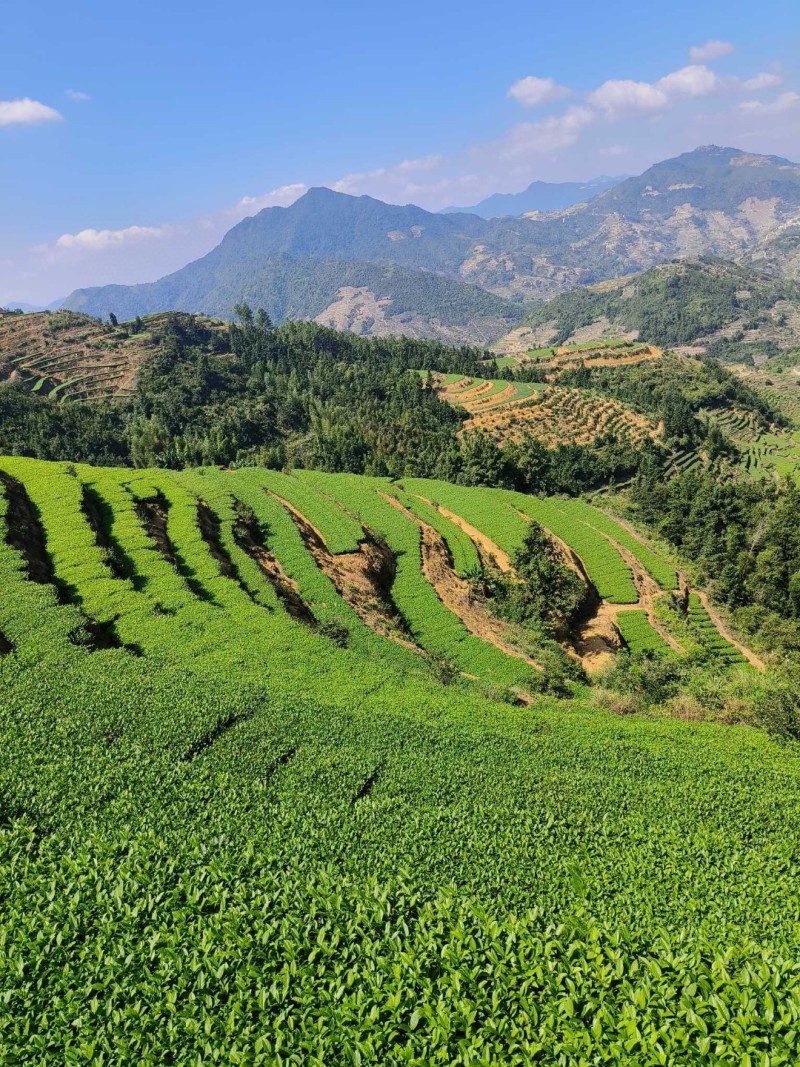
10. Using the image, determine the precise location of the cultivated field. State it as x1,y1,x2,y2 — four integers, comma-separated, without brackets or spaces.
427,369,661,450
0,309,227,400
2,459,792,1063
488,339,663,371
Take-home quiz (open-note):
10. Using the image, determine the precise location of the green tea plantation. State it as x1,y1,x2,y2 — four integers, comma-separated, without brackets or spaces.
0,458,798,1064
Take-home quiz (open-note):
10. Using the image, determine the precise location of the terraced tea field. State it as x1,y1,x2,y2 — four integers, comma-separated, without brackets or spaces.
427,368,661,450
488,338,662,372
2,459,793,1064
704,404,800,483
0,309,227,400
732,360,800,427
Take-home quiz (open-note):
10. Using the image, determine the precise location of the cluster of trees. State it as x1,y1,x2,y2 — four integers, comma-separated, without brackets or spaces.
557,352,776,450
632,461,800,648
0,308,659,493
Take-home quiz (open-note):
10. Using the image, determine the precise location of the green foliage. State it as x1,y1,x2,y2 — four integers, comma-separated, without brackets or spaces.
386,486,482,578
489,521,586,638
2,457,800,1061
615,610,671,654
525,258,800,348
511,494,639,604
632,467,800,650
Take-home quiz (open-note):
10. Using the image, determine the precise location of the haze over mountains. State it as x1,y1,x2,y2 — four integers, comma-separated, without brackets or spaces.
63,146,800,343
441,175,624,218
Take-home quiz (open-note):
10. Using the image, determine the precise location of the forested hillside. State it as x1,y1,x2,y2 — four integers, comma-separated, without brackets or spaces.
5,306,778,499
510,258,800,353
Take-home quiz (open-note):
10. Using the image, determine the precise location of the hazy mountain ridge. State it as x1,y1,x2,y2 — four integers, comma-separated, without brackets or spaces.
64,252,525,342
63,146,800,340
441,175,624,218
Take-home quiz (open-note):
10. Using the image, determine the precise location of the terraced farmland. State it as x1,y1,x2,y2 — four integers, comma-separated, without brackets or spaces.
705,404,800,483
475,386,659,447
0,308,228,400
3,458,791,1065
488,338,662,370
429,369,661,450
732,360,800,426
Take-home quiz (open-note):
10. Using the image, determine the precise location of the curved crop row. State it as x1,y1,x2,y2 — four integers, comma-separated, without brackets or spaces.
615,609,671,654
300,472,538,690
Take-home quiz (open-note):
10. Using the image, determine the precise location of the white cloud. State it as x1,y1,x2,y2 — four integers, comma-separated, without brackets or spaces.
331,156,443,197
497,105,596,159
689,40,734,63
589,64,726,118
588,79,669,118
656,64,721,99
742,71,783,91
65,89,91,102
508,76,572,108
237,183,308,212
55,225,171,251
0,98,63,127
738,91,800,115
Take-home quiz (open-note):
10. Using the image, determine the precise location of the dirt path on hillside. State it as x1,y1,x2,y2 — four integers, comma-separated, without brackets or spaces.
589,510,764,667
269,492,423,653
418,500,513,572
380,493,541,672
695,591,765,670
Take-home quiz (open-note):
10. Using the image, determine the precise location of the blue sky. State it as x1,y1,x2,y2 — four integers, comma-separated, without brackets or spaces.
2,0,799,303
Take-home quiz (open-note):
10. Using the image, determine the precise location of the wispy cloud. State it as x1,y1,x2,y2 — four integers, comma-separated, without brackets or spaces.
742,71,783,91
0,98,63,127
55,225,171,251
508,76,572,108
497,106,596,159
738,91,800,115
236,183,309,212
65,89,91,102
689,40,735,63
331,156,443,198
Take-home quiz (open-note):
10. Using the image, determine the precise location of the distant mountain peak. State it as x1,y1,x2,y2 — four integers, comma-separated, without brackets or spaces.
60,144,800,340
442,175,626,219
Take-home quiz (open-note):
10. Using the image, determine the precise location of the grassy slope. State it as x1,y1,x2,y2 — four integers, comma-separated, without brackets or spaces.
1,459,798,1063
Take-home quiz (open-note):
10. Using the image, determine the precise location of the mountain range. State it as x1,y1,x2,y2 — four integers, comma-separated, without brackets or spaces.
63,146,800,343
440,175,624,217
